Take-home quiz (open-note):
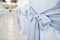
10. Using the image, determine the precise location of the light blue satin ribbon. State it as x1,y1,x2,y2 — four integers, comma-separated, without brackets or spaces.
25,6,60,40
15,0,60,40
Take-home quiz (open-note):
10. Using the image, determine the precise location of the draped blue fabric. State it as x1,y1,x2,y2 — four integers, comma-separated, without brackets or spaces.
17,0,60,40
15,0,60,40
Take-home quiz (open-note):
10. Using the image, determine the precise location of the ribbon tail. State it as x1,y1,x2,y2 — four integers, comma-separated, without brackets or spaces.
34,21,40,40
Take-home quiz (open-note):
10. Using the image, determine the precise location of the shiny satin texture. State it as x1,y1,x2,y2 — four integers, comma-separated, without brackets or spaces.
18,0,60,40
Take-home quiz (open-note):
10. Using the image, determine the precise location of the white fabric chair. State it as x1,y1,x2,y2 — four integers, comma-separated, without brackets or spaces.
17,0,60,40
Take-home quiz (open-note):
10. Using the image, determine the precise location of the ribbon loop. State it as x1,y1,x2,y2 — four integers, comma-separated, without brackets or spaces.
39,14,51,25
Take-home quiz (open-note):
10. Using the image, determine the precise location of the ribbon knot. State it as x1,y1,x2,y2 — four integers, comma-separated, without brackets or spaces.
33,14,51,30
34,14,51,25
27,6,60,31
27,7,52,30
28,7,51,25
40,14,51,25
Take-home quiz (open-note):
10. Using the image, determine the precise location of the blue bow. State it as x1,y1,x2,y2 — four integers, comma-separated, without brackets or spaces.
27,6,60,31
25,6,60,40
